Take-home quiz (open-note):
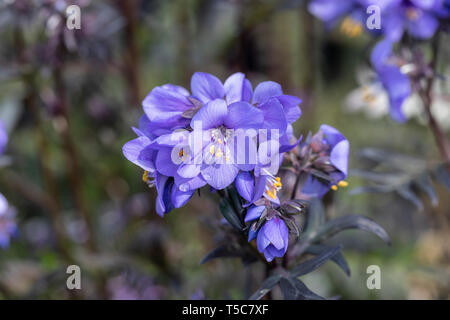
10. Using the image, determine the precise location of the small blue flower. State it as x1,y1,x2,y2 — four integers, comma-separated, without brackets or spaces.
256,216,289,262
377,0,443,41
245,206,289,262
299,125,350,198
370,39,411,123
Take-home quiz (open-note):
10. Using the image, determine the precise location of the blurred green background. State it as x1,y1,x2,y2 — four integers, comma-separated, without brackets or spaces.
0,0,448,299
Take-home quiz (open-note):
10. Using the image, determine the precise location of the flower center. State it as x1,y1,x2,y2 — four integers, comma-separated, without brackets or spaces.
178,148,187,161
209,128,232,163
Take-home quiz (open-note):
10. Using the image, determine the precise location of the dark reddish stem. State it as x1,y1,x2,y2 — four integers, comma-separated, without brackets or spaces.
420,34,450,166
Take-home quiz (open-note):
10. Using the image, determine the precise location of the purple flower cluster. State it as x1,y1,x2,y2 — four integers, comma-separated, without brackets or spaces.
123,72,302,217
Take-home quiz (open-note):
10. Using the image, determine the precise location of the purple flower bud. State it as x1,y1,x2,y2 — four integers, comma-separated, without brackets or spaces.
256,216,289,262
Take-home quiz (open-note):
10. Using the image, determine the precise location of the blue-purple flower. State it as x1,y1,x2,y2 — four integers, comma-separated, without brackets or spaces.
309,0,368,36
377,0,446,41
0,121,7,155
295,125,349,198
245,206,289,262
310,0,449,40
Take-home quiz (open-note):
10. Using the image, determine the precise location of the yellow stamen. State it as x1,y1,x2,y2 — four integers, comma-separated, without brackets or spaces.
331,185,338,191
340,17,363,38
338,180,348,188
266,189,277,199
218,138,223,144
216,148,223,158
209,145,215,155
142,171,148,183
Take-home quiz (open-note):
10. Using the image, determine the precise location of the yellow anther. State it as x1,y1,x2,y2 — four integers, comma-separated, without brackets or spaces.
406,8,419,20
266,189,277,199
331,185,338,191
340,17,362,38
216,148,223,158
338,180,348,188
142,171,149,183
272,177,282,188
209,145,215,155
218,138,223,144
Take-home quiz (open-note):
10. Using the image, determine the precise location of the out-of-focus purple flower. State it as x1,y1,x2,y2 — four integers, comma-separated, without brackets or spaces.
371,39,412,122
310,0,448,40
375,0,445,41
0,193,17,249
309,0,372,37
295,125,349,198
0,121,8,155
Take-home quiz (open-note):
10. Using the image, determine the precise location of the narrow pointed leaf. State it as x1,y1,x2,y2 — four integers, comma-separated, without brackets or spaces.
248,274,282,300
219,198,244,231
397,186,424,211
304,244,351,276
290,245,341,277
309,215,391,245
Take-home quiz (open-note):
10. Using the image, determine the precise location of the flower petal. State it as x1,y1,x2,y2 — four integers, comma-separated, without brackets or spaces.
263,217,286,250
155,147,179,176
224,72,253,104
256,227,271,252
320,124,346,148
122,137,156,172
142,85,192,126
191,99,227,130
259,97,288,134
330,140,349,176
224,101,264,129
406,10,438,39
276,95,302,123
171,186,195,208
245,205,265,222
308,0,353,22
252,81,283,105
235,171,255,202
201,163,239,190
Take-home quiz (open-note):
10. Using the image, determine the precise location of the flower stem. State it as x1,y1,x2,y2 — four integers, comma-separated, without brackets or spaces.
420,33,450,166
